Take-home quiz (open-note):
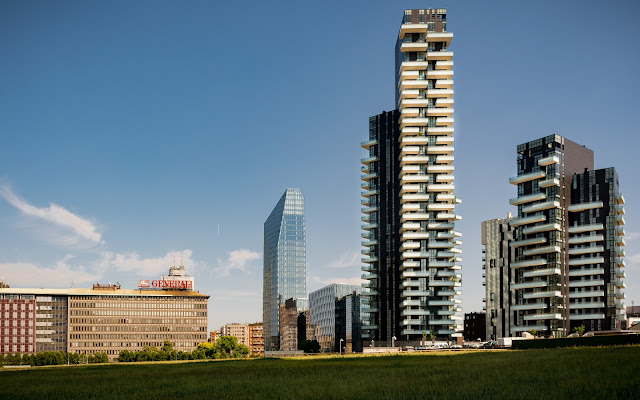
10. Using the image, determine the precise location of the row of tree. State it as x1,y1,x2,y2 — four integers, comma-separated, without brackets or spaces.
118,337,250,362
0,351,108,366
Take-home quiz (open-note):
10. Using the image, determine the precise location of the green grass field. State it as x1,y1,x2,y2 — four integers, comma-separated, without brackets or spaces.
1,346,639,399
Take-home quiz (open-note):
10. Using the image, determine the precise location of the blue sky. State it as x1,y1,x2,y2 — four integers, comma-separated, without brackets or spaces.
1,0,639,330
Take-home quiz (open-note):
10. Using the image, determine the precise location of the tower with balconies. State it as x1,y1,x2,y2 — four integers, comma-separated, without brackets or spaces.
361,8,463,345
508,135,626,337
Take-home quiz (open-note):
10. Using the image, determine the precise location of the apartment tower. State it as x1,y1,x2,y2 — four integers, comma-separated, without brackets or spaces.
362,9,463,345
263,188,306,350
481,216,515,341
508,135,625,337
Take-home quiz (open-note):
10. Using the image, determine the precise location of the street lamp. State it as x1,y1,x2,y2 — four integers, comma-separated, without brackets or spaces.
339,339,344,355
392,336,396,348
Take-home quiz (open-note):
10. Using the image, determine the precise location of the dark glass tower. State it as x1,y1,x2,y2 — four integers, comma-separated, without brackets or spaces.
263,188,306,350
361,110,401,344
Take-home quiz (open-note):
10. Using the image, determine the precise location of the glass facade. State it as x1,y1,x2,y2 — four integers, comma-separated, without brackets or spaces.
263,188,306,350
309,284,361,352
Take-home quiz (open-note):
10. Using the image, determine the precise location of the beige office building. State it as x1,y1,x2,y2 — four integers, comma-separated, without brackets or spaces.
220,323,250,347
0,267,209,361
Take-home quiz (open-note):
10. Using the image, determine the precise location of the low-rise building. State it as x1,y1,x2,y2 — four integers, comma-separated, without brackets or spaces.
248,323,264,355
0,266,209,360
464,312,487,342
220,323,250,347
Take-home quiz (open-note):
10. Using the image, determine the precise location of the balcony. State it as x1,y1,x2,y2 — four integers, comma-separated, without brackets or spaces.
569,314,605,320
522,201,560,214
523,313,563,321
401,289,431,297
522,245,561,257
361,223,379,231
568,201,603,212
427,145,454,155
568,268,605,277
400,146,420,156
427,184,455,192
617,215,626,226
361,139,377,149
523,290,562,299
428,222,454,230
509,237,546,248
436,117,454,127
509,193,546,206
430,300,456,306
400,184,420,194
361,273,378,280
568,245,603,255
569,279,605,288
510,214,546,227
511,303,548,311
522,223,561,235
538,155,560,166
616,193,625,205
426,107,454,117
569,290,604,298
511,280,548,290
436,155,454,164
428,279,456,287
568,234,604,245
539,178,560,188
361,256,379,264
400,155,430,165
568,257,604,266
435,60,453,69
434,79,454,88
427,202,455,211
617,226,625,236
522,268,561,278
511,258,547,269
568,224,603,234
361,156,379,164
400,212,430,222
570,302,604,309
424,50,454,60
509,171,546,185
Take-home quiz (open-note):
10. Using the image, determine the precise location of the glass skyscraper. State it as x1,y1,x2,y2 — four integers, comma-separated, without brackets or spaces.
263,188,306,350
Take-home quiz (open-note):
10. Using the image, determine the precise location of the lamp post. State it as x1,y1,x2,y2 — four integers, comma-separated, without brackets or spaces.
392,336,396,348
339,339,344,355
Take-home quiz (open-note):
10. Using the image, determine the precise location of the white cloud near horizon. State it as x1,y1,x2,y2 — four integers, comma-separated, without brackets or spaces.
329,249,361,269
0,255,102,288
626,232,640,242
310,275,363,287
0,186,103,246
98,249,198,276
215,249,261,277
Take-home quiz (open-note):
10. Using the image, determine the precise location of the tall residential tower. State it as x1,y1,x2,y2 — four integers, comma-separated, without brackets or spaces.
362,9,463,345
263,188,306,350
505,135,625,337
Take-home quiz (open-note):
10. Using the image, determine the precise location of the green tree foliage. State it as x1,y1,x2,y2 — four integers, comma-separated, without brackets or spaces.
573,325,586,336
115,336,251,363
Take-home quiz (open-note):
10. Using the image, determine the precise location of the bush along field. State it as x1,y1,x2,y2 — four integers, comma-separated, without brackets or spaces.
1,345,639,399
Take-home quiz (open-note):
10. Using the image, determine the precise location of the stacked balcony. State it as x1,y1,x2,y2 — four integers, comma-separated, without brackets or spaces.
396,23,461,340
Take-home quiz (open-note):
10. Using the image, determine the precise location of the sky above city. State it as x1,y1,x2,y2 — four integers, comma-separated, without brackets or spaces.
1,0,639,330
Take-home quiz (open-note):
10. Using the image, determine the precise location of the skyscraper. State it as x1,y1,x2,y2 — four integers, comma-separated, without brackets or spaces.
505,134,626,337
263,188,306,350
361,9,463,345
481,216,516,341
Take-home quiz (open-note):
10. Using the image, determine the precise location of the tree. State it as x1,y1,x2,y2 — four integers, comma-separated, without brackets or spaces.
573,325,586,337
197,342,216,358
421,331,428,346
528,329,537,338
429,331,437,344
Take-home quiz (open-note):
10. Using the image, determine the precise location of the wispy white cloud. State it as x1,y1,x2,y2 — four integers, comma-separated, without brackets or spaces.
97,249,197,276
329,249,361,269
0,186,103,246
626,232,640,242
628,253,640,266
0,255,102,288
215,249,261,277
310,275,363,287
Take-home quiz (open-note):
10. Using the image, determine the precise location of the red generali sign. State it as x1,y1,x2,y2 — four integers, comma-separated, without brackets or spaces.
137,279,193,289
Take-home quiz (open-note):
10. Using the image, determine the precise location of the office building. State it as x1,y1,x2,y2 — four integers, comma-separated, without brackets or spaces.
0,277,208,360
263,188,306,350
506,134,625,337
309,284,361,352
279,298,300,351
220,323,250,347
361,8,463,345
335,292,362,353
482,215,516,341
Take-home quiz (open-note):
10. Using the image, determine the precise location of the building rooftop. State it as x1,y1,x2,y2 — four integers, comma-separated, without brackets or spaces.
0,287,209,298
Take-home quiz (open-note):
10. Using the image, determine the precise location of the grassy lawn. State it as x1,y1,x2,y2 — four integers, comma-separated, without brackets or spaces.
0,346,638,399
